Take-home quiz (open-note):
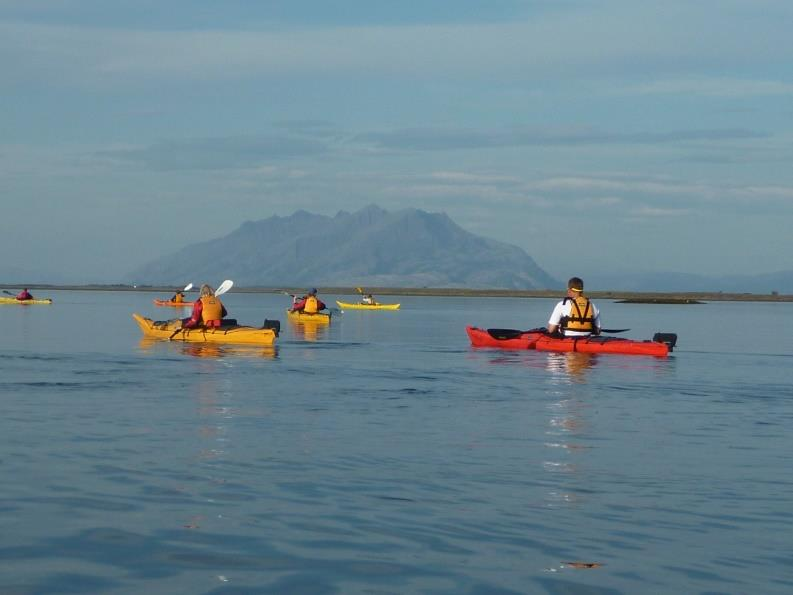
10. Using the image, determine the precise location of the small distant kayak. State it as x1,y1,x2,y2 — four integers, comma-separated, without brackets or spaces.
336,301,400,310
466,326,676,357
0,297,53,305
287,310,332,323
133,313,278,345
153,299,194,307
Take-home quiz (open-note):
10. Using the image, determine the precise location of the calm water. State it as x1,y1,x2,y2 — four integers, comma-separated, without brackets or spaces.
1,290,792,594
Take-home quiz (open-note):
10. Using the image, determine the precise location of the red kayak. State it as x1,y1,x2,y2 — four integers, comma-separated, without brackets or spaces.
466,326,676,357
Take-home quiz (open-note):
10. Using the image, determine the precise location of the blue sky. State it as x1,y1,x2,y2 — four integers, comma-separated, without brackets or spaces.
2,0,792,282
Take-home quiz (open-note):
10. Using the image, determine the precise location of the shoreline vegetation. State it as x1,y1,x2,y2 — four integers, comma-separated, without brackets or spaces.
1,284,791,302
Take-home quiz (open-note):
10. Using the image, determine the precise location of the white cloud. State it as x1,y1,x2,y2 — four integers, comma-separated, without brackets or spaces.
2,2,791,87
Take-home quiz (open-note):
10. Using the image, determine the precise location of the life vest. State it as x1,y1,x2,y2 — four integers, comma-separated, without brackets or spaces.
200,295,224,325
172,293,183,303
304,295,319,314
560,295,595,333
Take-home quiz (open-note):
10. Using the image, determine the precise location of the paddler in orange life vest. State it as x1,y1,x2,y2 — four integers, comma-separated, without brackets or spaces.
16,288,34,301
182,284,227,329
290,288,327,313
547,277,601,337
170,291,185,304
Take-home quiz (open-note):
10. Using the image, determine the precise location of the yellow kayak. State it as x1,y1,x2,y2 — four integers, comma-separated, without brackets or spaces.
336,301,400,310
286,309,332,324
132,313,277,346
0,297,53,305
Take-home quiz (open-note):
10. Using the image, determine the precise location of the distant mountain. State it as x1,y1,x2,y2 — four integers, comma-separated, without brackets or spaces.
128,205,559,289
589,270,793,294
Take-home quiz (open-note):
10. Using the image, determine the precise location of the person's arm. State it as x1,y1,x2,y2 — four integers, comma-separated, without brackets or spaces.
291,297,307,311
317,299,327,311
221,303,228,318
183,300,203,328
547,302,563,335
592,304,601,335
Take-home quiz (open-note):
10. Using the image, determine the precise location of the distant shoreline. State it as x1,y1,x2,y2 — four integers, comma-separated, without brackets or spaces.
2,284,792,302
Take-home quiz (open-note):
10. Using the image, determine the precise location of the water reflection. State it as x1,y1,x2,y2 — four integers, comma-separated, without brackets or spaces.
138,338,277,359
288,320,329,342
543,353,595,510
545,352,596,384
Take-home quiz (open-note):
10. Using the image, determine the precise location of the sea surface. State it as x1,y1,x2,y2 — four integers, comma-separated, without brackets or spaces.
1,290,792,594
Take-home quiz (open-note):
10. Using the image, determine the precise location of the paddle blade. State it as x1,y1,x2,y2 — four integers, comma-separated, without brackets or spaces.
183,283,193,292
355,287,363,294
215,280,233,296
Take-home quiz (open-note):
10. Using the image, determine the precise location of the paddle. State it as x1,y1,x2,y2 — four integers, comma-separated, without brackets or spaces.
170,280,233,339
214,279,233,297
2,290,14,296
487,327,630,340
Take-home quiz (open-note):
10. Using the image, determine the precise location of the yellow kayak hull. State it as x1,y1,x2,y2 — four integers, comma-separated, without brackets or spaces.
132,313,277,346
0,297,53,305
336,301,400,310
286,309,332,324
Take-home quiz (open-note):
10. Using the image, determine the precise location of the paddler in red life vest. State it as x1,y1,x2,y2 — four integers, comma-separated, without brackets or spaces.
290,288,327,313
16,288,34,301
547,277,601,337
182,284,227,328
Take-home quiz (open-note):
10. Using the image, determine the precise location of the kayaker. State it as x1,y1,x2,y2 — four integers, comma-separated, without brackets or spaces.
182,284,227,328
547,277,601,337
170,291,185,304
361,293,376,305
16,288,34,301
291,288,327,313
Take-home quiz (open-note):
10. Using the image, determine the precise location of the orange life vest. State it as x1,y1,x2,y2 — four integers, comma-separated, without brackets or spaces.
561,295,595,333
200,295,224,325
172,293,183,303
304,295,319,314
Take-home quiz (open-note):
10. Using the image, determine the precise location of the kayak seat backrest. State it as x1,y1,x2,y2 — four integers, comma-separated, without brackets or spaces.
262,319,281,336
652,333,678,351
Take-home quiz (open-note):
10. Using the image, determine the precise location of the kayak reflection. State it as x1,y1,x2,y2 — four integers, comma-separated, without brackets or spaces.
138,338,277,359
545,352,596,384
288,320,328,342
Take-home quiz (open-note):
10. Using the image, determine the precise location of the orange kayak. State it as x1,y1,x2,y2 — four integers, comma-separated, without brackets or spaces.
153,299,194,307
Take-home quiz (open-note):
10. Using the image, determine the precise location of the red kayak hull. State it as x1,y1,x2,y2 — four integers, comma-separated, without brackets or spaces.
466,326,671,357
534,334,669,357
466,326,543,349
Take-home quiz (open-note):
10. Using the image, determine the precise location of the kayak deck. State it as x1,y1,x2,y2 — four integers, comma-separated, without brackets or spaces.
336,301,400,310
466,326,674,357
153,299,194,307
286,310,332,323
133,313,277,345
0,297,53,305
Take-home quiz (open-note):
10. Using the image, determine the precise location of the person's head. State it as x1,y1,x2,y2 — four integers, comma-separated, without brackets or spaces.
200,284,214,297
567,277,584,295
307,288,317,296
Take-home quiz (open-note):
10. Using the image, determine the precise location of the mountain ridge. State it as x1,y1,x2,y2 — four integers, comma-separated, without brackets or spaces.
129,205,559,289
